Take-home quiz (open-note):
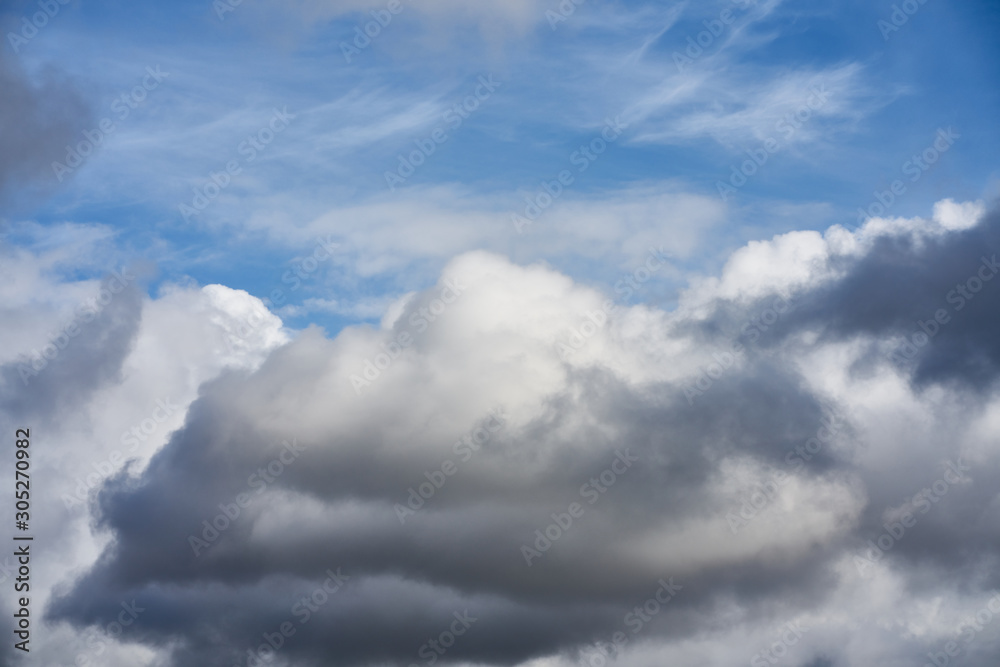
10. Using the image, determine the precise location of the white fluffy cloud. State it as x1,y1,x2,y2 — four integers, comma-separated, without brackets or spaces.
0,230,288,665
10,199,998,667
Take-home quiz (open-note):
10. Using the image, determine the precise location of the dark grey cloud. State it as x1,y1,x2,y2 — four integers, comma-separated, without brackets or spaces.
782,206,1000,391
45,213,1000,666
47,353,849,664
0,49,93,200
0,277,144,424
686,205,1000,393
688,206,1000,581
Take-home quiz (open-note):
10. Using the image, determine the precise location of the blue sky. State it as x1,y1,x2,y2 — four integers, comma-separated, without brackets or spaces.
5,0,999,334
5,4,1000,666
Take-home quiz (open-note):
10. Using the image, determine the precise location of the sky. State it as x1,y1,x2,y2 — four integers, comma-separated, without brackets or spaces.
0,0,999,666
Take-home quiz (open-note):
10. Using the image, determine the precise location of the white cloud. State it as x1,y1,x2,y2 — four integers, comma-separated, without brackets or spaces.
9,199,1000,667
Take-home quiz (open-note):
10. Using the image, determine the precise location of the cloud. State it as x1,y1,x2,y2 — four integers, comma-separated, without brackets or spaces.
199,183,724,322
0,244,291,666
0,51,94,200
524,3,891,156
299,183,721,278
218,0,554,48
44,201,1000,666
627,63,872,149
306,0,549,32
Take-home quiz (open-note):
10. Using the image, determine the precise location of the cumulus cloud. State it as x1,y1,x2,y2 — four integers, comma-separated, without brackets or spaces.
0,231,290,666
42,201,1000,667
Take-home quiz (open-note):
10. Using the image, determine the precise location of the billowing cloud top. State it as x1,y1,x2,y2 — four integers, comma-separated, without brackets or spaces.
40,201,1000,667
